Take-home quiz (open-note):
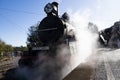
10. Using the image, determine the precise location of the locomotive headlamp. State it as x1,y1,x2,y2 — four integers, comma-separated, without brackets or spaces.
44,3,53,14
53,6,57,11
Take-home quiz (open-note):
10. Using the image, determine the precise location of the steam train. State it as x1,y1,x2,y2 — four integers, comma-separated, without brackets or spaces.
18,2,76,67
99,21,120,48
99,27,112,46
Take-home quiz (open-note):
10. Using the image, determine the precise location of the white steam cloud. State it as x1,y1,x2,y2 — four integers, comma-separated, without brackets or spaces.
13,10,99,80
70,10,98,63
61,10,99,78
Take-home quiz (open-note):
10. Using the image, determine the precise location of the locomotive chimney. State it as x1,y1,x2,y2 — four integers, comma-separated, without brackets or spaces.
52,2,59,16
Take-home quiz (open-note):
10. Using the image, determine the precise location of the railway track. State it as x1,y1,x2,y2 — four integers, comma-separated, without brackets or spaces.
0,57,20,78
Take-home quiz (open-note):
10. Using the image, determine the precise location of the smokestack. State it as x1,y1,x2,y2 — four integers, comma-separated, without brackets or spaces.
52,2,59,16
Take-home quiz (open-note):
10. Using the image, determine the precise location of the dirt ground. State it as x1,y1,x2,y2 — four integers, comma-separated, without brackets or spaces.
63,63,94,80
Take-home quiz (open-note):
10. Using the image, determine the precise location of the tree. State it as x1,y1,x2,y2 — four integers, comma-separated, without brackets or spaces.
5,45,13,52
0,39,14,59
13,46,28,51
0,39,6,52
27,22,44,49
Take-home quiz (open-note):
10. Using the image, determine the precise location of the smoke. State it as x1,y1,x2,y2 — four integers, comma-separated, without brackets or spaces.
14,45,71,80
71,11,98,62
13,11,99,80
60,11,99,77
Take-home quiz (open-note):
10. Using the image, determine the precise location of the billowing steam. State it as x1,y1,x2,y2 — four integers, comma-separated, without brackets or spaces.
61,11,99,78
14,11,99,80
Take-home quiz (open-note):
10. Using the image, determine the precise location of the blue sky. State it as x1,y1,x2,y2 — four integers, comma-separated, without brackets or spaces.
0,0,120,46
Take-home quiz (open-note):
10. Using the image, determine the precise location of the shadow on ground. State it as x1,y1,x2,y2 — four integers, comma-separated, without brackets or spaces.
63,63,94,80
0,63,94,80
0,68,18,80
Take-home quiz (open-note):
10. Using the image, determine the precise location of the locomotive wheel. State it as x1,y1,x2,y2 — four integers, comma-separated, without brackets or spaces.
18,59,25,67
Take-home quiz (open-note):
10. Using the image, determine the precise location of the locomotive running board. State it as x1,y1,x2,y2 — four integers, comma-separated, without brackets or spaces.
32,46,49,50
38,27,57,32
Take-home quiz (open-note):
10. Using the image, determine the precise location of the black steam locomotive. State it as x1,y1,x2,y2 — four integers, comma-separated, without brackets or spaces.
99,21,120,48
99,27,112,46
18,2,76,67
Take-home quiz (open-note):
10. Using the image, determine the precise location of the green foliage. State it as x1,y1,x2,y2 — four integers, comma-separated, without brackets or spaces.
0,39,13,52
0,39,28,59
0,39,14,58
27,23,42,48
13,46,28,51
